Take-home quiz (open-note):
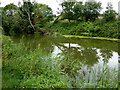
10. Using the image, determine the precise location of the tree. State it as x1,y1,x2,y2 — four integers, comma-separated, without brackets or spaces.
18,0,35,34
2,0,54,34
18,1,54,32
2,3,19,35
58,0,102,22
60,1,76,22
33,3,54,26
0,7,2,27
83,1,102,21
3,3,18,16
103,2,117,22
72,2,84,21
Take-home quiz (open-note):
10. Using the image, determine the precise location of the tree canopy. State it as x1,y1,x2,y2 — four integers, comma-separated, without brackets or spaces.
2,1,54,34
59,1,102,22
103,2,117,22
2,0,118,36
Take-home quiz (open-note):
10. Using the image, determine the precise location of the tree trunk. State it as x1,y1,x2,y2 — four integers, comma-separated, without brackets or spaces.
26,11,35,33
68,19,71,25
68,19,70,23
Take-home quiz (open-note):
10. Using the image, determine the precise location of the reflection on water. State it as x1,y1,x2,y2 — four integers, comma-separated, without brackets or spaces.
10,34,118,83
53,43,118,69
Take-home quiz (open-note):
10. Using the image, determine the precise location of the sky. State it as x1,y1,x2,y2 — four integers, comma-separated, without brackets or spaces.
0,0,119,15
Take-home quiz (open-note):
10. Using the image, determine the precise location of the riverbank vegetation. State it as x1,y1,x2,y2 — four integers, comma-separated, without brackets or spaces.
2,35,69,88
2,35,118,88
45,19,120,39
1,0,120,39
1,0,119,89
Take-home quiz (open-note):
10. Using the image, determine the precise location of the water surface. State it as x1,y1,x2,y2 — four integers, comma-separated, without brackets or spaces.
10,34,119,86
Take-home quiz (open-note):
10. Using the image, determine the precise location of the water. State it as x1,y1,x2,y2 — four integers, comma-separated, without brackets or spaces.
10,34,119,87
10,34,119,68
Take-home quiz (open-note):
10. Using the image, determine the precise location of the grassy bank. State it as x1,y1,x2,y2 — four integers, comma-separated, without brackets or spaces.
2,35,69,88
45,19,120,39
2,35,118,88
63,35,120,41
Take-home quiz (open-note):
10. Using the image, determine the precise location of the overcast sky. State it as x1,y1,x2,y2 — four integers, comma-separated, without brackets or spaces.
0,0,119,14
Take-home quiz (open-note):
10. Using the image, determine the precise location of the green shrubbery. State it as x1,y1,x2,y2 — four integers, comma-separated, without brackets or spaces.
2,35,69,88
45,19,120,39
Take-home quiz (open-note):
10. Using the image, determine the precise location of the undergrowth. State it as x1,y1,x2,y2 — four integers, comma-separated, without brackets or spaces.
45,20,120,39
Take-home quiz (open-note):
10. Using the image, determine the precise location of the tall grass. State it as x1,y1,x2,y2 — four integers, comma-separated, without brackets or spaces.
2,35,69,88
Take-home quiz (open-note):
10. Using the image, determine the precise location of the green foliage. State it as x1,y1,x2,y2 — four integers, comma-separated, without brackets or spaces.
2,1,118,38
61,2,76,22
2,1,54,35
2,35,118,88
59,1,102,22
68,22,95,36
103,2,117,22
46,19,119,38
0,26,3,34
2,3,19,35
3,3,18,16
99,21,119,38
19,1,36,33
33,3,54,22
73,2,84,20
84,1,102,21
2,35,69,88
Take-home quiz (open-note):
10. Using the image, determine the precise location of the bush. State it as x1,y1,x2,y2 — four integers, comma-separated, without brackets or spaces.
46,20,119,39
